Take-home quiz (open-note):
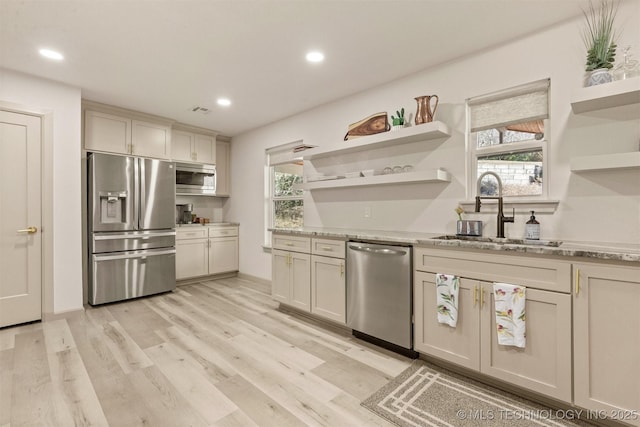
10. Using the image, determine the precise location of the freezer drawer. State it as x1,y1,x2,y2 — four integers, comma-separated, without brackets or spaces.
92,230,175,253
89,248,176,305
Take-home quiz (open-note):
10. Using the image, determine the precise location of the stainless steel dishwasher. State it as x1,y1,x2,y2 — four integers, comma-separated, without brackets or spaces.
346,241,417,357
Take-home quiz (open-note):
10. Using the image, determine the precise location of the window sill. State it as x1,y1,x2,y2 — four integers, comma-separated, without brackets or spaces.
262,245,272,253
459,199,559,214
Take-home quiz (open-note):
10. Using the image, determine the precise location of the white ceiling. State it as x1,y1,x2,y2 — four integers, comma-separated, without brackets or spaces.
0,0,590,137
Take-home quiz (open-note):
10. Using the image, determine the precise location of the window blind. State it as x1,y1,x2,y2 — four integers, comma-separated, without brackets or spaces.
468,79,549,133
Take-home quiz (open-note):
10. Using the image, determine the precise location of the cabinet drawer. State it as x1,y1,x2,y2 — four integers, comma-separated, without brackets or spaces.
414,246,571,293
272,234,310,253
208,226,238,238
176,228,208,240
311,238,345,259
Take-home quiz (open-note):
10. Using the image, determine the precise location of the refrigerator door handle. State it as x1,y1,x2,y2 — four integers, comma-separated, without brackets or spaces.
94,249,176,262
136,158,143,230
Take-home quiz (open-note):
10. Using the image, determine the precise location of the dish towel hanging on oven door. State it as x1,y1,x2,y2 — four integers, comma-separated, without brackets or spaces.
493,283,526,348
436,274,459,327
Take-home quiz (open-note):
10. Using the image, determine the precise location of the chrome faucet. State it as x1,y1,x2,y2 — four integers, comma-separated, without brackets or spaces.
475,171,514,238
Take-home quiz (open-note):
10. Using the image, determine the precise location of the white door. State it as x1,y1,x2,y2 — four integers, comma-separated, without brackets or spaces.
0,110,42,327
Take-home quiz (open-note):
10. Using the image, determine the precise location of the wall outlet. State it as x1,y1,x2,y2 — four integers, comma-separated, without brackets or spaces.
364,206,371,218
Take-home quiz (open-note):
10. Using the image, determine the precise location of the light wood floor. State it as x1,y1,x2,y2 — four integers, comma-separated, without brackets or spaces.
0,277,412,427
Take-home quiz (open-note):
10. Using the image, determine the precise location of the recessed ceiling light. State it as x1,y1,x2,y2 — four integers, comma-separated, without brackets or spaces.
306,51,324,63
39,48,64,61
217,98,231,107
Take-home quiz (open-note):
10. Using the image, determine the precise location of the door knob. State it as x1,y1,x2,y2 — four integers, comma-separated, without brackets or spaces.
17,226,38,234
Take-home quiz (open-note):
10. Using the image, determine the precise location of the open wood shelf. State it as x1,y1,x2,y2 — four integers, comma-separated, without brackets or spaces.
571,77,640,114
570,152,640,172
301,121,450,160
294,169,450,190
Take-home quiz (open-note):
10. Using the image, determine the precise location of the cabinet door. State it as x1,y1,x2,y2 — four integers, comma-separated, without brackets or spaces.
414,272,481,370
172,130,195,162
289,252,311,312
208,237,238,275
272,250,290,304
176,238,208,280
480,283,572,403
215,140,230,196
195,134,216,164
310,255,345,324
84,110,131,154
574,263,640,424
131,119,171,159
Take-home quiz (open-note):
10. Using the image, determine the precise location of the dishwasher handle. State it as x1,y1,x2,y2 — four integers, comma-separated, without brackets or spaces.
348,244,407,256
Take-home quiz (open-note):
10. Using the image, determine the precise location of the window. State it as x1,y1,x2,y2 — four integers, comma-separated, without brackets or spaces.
467,79,549,198
264,141,310,247
271,163,303,228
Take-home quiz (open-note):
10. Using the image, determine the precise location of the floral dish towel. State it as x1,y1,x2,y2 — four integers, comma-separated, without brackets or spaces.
493,283,526,348
436,274,459,327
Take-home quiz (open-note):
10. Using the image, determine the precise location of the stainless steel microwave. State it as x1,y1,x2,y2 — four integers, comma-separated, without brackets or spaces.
175,163,216,195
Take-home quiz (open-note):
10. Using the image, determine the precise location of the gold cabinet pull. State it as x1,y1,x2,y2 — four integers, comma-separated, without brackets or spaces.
480,287,485,307
340,263,344,278
17,226,38,234
575,268,580,295
473,285,478,306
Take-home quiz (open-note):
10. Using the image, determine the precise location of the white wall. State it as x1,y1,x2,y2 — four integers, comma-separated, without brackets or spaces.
0,69,83,313
228,3,640,281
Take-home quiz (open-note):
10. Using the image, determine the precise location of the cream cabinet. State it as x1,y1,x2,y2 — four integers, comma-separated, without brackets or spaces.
84,110,131,154
414,247,572,402
176,228,209,280
84,109,171,159
176,226,239,280
573,262,640,426
310,238,346,324
172,129,216,164
272,234,311,311
208,226,238,275
215,140,230,196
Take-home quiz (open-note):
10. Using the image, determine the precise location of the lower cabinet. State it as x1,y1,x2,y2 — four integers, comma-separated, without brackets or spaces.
311,255,346,324
176,228,209,280
272,249,311,312
176,226,239,280
271,234,346,325
573,263,640,426
414,247,572,403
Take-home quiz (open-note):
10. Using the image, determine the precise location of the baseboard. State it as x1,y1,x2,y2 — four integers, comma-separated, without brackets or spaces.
277,303,351,336
43,307,85,322
177,271,238,286
236,272,271,286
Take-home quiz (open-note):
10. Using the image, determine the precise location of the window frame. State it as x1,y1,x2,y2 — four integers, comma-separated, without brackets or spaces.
466,79,550,201
269,162,304,229
263,141,306,248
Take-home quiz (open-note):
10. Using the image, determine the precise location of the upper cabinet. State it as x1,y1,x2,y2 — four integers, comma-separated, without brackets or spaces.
172,129,216,164
215,140,230,197
84,104,172,160
84,110,131,154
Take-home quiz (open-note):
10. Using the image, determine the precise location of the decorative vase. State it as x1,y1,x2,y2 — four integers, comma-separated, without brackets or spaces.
414,95,439,125
587,68,613,86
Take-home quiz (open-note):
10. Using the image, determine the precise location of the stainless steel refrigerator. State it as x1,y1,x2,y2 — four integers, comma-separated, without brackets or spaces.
88,153,176,305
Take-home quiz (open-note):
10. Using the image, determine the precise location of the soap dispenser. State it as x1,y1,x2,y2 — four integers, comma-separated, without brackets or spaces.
525,211,540,240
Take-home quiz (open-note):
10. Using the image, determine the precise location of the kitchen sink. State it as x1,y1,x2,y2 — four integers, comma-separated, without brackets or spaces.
433,235,562,247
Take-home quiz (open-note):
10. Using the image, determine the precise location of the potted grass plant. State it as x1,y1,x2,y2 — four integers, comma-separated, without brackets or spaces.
582,0,619,86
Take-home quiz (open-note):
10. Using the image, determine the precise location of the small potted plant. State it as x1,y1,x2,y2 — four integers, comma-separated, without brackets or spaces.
390,108,405,130
582,0,619,86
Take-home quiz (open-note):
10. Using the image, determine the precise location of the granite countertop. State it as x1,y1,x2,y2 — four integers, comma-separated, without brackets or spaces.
271,227,640,264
